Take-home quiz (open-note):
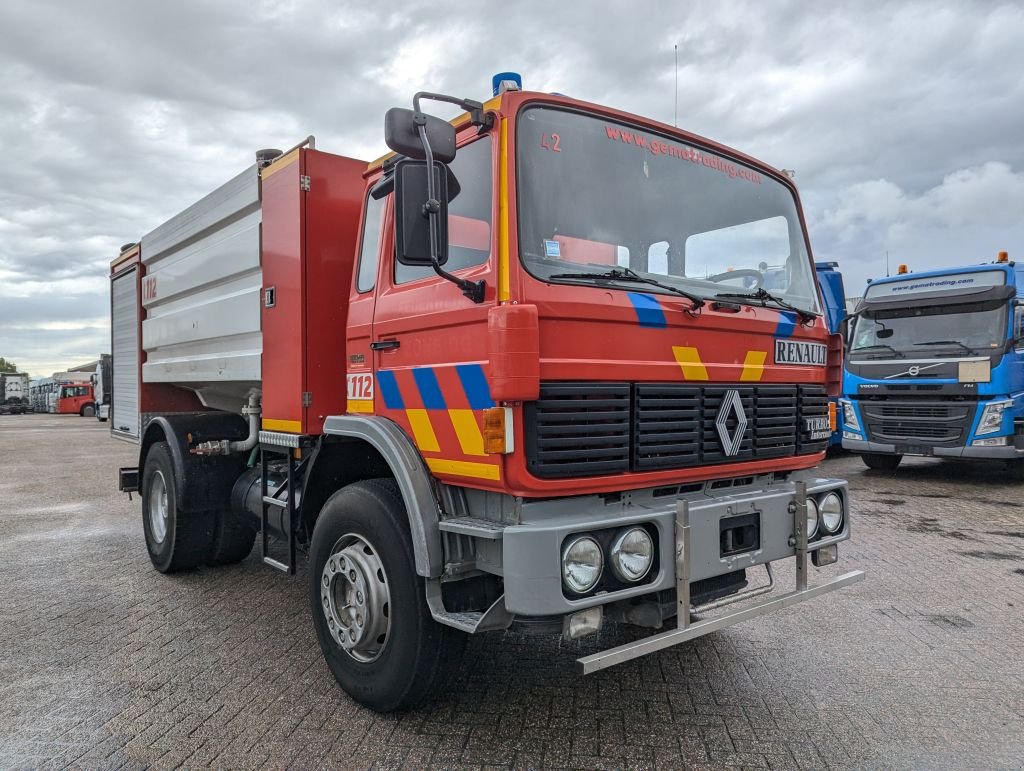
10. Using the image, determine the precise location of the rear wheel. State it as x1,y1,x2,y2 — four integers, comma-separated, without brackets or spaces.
862,452,902,472
209,508,256,565
309,479,464,712
141,442,215,572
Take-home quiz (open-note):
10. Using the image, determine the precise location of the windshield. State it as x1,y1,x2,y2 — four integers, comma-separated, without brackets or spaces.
849,301,1007,357
516,106,820,313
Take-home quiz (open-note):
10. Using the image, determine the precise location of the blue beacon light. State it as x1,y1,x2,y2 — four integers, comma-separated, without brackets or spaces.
492,72,522,96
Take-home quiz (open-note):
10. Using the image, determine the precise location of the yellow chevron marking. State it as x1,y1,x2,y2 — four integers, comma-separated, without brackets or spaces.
406,409,440,452
448,409,486,456
426,458,501,480
672,346,709,380
740,350,768,382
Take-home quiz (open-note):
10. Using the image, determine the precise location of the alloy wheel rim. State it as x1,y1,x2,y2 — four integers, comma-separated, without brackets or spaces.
321,534,391,663
149,470,169,544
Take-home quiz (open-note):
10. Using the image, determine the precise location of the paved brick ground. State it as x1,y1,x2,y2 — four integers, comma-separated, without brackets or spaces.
1,414,1023,769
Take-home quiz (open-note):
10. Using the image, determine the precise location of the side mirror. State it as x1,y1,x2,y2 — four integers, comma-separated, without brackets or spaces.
384,108,456,163
394,160,449,267
839,316,850,345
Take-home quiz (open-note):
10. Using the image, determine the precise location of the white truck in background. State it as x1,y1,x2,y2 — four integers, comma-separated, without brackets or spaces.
91,354,112,421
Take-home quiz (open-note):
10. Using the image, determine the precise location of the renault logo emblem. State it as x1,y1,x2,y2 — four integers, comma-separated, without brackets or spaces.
715,389,748,456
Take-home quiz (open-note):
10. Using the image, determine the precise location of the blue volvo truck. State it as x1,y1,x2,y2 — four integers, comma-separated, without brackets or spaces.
816,262,847,447
840,254,1023,471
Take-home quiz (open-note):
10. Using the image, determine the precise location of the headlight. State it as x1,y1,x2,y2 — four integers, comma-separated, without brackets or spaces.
562,536,603,594
976,400,1012,435
840,399,860,432
805,497,820,539
610,527,654,582
819,492,843,534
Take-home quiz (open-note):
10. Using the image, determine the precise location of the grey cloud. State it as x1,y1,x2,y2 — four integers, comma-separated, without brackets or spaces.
1,0,1022,372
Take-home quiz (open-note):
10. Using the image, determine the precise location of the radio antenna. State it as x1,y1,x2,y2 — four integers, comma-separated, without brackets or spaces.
674,44,679,127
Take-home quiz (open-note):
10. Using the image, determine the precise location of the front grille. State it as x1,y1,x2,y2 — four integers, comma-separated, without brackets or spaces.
524,383,631,477
527,381,829,478
860,399,976,446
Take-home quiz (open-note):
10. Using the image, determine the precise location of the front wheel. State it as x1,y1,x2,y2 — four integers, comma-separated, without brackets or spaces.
81,404,95,417
309,479,464,712
862,452,902,472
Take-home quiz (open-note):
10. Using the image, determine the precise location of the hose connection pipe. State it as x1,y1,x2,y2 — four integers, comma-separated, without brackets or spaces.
190,394,262,456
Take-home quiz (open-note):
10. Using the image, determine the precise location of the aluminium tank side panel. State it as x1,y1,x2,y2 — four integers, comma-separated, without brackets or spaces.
111,268,140,439
140,165,262,386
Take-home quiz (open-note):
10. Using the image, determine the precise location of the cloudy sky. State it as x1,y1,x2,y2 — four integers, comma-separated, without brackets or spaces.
1,0,1022,376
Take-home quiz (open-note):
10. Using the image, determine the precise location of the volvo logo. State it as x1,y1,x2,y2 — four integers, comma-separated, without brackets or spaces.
908,365,920,376
715,389,748,457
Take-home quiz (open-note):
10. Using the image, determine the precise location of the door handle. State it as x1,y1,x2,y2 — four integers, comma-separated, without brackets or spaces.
370,339,401,351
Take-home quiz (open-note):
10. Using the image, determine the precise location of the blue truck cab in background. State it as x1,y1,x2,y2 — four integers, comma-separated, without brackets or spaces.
840,254,1024,472
816,262,847,447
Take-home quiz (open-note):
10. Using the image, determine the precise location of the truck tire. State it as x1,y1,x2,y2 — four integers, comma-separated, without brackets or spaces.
82,405,95,417
862,452,902,472
209,508,256,565
141,442,215,572
309,478,464,712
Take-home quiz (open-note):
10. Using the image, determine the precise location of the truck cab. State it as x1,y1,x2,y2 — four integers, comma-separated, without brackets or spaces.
841,255,1024,471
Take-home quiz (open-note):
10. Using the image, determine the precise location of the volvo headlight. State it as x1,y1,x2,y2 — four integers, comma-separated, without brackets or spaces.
562,536,603,594
610,527,654,582
819,492,844,534
840,399,860,432
806,497,820,539
976,400,1012,435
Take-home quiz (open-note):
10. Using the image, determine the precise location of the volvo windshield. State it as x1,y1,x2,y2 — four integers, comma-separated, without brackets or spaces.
849,301,1007,359
516,106,820,313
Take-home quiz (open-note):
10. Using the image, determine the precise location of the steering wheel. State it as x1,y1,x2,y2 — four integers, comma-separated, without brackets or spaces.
705,269,763,289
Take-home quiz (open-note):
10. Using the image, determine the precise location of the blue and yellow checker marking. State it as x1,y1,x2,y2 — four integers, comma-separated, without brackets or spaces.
378,363,498,480
627,292,668,328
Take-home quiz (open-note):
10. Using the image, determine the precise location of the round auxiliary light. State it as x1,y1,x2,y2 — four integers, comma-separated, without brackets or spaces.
610,527,654,583
562,536,604,594
806,497,820,540
819,492,843,534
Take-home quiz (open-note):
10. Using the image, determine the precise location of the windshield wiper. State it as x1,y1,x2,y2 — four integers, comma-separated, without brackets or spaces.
712,287,818,323
913,340,976,356
548,267,705,312
851,344,905,359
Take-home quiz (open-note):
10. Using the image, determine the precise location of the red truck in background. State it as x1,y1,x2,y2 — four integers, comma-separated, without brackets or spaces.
112,76,863,711
55,381,96,416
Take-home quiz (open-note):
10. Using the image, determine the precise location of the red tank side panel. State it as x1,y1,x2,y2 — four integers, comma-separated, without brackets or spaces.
260,150,306,433
302,150,366,434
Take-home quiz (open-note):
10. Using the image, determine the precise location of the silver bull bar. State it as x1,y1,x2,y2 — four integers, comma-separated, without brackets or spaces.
577,481,866,674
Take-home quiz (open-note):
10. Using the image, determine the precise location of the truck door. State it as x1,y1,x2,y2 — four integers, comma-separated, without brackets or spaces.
370,135,499,484
345,191,388,415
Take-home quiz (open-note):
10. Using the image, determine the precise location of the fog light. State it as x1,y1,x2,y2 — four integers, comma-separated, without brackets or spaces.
610,527,654,582
562,536,603,594
819,492,843,534
812,543,838,567
563,606,603,640
843,430,861,440
805,497,820,539
972,436,1008,447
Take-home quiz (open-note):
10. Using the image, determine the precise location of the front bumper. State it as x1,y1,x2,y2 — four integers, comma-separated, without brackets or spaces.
502,470,854,616
843,437,1024,459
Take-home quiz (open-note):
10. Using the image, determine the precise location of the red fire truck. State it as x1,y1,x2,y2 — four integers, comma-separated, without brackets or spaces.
55,379,96,416
113,76,863,711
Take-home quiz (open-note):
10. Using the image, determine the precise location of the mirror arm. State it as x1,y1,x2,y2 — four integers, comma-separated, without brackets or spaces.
415,111,486,304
